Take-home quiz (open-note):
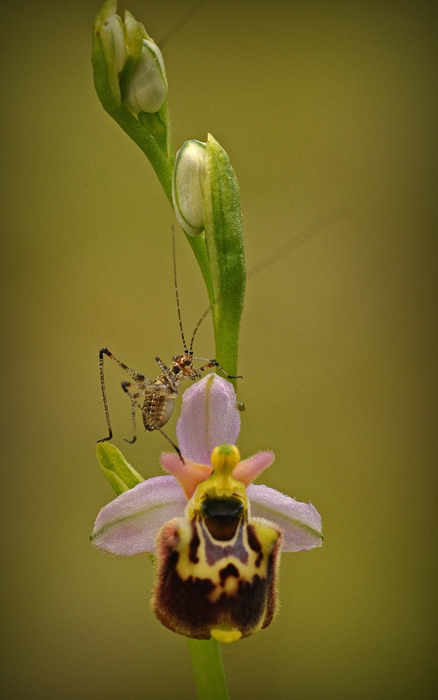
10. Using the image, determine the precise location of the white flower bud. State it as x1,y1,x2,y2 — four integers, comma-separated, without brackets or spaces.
172,140,206,236
124,39,168,114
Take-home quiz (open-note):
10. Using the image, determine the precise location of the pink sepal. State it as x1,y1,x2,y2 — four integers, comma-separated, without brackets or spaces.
247,484,323,552
90,475,186,556
160,452,213,499
233,451,274,485
177,374,241,465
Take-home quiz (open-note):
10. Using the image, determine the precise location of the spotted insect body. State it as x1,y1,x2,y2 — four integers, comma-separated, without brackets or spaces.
137,353,202,432
98,348,235,457
152,446,282,642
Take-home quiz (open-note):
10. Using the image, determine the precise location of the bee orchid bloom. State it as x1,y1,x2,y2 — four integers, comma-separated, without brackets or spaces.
91,374,322,642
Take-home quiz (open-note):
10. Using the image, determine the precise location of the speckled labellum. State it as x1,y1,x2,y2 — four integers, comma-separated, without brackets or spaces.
153,445,282,643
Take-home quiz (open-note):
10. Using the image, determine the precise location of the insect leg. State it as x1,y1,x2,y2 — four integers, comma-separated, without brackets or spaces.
195,359,243,379
158,428,185,463
155,356,169,373
100,348,151,383
121,382,144,444
98,348,151,443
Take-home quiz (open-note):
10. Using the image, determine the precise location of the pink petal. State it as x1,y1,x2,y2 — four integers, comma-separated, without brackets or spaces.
177,374,241,464
160,452,212,499
247,484,323,552
233,451,274,485
90,476,186,556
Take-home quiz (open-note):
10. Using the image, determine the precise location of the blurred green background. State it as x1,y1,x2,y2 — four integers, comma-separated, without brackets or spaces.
1,0,437,698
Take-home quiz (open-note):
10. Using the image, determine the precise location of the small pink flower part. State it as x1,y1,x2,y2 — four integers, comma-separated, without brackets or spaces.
90,476,186,556
177,373,241,465
232,451,275,485
160,452,212,499
247,484,322,551
160,450,274,498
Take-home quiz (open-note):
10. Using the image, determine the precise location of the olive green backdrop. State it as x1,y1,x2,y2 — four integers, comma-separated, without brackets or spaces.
1,0,437,698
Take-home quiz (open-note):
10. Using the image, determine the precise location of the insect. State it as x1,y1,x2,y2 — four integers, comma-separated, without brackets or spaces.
98,232,241,460
98,211,336,457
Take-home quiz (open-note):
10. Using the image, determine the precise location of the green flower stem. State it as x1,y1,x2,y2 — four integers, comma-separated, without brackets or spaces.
93,45,213,313
91,95,214,296
100,102,213,303
187,638,230,700
93,6,243,698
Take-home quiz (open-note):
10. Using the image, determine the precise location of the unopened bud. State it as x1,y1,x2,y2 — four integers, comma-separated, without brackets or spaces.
93,0,127,106
108,13,127,74
123,10,147,63
172,140,206,236
124,39,168,114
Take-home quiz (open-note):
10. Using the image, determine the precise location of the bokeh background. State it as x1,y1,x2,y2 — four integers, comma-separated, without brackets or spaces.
1,0,437,698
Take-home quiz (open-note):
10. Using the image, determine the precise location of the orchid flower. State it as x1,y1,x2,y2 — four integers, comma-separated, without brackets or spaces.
91,374,322,643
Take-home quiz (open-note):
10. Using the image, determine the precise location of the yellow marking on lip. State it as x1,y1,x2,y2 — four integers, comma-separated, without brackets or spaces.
174,518,279,589
211,627,242,643
208,575,239,602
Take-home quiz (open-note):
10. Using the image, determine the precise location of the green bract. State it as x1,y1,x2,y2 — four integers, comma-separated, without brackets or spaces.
203,135,246,380
95,441,145,495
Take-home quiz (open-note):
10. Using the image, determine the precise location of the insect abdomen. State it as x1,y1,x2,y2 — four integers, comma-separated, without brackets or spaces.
142,391,175,430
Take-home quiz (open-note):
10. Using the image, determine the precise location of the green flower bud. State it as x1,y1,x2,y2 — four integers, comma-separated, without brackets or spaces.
172,140,207,236
124,39,168,114
93,0,127,107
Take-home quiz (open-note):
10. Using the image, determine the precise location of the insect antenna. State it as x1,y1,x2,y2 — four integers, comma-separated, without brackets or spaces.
189,303,211,355
185,214,342,358
187,211,340,354
172,227,189,354
157,2,201,50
